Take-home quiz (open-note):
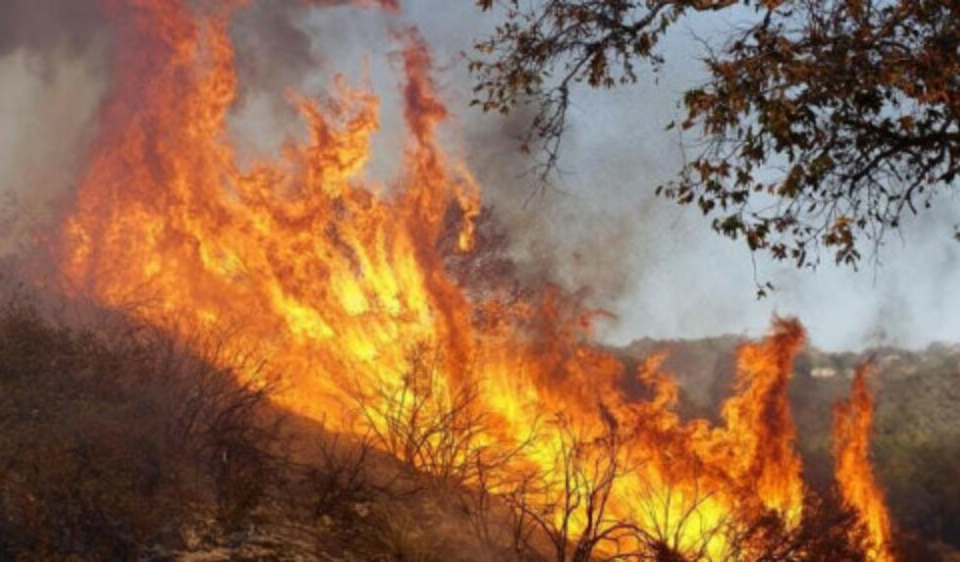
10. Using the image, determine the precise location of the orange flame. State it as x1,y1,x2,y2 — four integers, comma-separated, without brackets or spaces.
718,318,805,524
56,1,892,558
834,364,894,561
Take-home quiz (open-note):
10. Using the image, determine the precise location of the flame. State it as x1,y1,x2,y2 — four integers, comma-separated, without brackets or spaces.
834,364,894,561
718,318,805,524
56,0,892,558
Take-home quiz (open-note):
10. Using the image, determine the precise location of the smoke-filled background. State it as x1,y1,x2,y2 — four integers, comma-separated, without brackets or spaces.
2,0,959,352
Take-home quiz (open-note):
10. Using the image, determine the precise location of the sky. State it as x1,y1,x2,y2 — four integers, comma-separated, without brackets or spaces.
1,0,959,351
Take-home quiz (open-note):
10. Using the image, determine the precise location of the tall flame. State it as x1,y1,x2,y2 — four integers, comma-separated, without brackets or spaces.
834,365,894,562
56,1,893,559
718,318,806,524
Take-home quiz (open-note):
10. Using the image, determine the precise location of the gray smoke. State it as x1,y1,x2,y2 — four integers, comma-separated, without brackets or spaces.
0,1,109,255
0,1,105,59
401,2,960,351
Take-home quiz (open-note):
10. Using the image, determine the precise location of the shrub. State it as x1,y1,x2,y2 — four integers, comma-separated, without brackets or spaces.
0,298,282,559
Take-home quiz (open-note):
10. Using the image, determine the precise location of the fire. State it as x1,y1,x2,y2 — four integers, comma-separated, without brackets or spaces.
834,365,895,562
717,318,805,524
56,0,893,559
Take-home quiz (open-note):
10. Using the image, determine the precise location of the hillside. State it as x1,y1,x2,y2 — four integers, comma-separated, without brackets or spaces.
0,297,510,561
2,292,958,561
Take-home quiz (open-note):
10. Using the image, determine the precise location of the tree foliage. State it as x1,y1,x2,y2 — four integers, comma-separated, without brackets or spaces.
472,0,960,270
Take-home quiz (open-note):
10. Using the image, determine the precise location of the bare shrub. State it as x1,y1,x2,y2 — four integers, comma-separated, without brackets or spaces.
627,467,729,561
0,298,285,558
503,412,641,562
344,342,542,559
152,330,286,531
305,430,377,520
720,494,869,562
350,343,525,491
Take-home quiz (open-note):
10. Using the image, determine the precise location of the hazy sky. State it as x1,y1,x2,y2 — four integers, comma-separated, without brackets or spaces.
400,2,960,352
1,1,958,351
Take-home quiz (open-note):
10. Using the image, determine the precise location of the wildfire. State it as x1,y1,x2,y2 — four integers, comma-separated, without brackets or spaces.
834,365,895,562
57,0,894,559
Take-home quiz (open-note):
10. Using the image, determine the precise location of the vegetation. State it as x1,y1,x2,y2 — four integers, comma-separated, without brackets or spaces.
0,297,483,561
0,297,284,559
472,0,960,273
1,290,954,560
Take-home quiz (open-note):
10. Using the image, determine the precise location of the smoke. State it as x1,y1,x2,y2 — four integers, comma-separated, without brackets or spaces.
0,1,105,59
2,0,958,350
0,1,109,256
400,2,960,352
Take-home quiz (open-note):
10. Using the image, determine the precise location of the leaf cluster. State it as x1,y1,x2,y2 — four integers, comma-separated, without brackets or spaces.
473,0,960,270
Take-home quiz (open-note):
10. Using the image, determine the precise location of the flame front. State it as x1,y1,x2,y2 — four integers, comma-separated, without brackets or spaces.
58,1,892,559
834,365,895,561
